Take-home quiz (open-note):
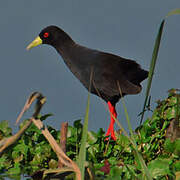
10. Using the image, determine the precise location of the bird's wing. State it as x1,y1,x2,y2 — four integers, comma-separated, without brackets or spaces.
91,52,142,97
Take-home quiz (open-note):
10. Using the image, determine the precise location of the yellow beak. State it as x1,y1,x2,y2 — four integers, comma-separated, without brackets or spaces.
26,36,42,50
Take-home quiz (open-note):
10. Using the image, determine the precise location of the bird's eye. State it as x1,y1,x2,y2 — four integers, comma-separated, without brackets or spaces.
43,32,49,38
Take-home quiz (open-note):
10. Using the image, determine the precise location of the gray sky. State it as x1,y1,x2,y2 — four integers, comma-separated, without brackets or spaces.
0,0,179,133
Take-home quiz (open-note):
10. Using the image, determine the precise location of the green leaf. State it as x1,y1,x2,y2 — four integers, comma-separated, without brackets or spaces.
109,166,123,180
87,131,97,144
174,139,180,156
148,158,170,178
166,8,180,17
108,157,117,166
120,97,152,179
48,159,58,169
141,9,180,124
173,161,180,172
7,163,21,175
13,143,29,155
134,151,142,170
140,20,165,124
0,155,11,170
67,125,76,138
40,113,53,121
165,107,176,120
74,119,83,129
164,139,174,153
168,96,178,106
117,134,130,149
0,120,12,136
77,93,90,179
126,164,139,179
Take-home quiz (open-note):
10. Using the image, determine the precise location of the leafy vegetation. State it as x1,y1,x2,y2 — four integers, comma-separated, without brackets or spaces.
0,8,180,180
0,89,179,180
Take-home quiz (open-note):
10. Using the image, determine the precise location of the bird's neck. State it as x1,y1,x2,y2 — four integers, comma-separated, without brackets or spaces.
54,40,76,61
54,40,79,66
53,31,75,51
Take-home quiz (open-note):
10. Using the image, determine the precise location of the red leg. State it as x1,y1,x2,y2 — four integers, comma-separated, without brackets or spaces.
105,101,117,140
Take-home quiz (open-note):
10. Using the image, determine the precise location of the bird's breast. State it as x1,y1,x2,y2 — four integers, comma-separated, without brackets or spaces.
60,53,93,90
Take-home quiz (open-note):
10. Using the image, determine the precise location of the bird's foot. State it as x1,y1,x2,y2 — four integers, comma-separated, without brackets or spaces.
105,127,116,141
105,101,117,141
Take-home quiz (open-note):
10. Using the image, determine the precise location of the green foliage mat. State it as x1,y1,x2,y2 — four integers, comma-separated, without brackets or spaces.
0,89,179,180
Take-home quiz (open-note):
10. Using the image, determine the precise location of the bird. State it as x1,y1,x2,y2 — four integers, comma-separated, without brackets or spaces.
26,26,148,140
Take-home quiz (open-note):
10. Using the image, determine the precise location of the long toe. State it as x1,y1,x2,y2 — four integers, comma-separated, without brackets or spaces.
105,127,111,140
110,129,116,141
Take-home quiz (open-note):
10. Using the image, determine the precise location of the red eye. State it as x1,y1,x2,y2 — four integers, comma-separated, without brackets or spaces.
43,32,49,38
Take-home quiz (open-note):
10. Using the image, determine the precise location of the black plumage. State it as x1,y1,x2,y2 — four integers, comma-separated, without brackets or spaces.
27,25,148,140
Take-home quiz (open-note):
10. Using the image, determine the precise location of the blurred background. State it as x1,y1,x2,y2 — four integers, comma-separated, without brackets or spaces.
0,0,179,133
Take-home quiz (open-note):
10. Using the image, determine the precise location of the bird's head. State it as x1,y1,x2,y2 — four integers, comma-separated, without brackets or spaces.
26,26,73,50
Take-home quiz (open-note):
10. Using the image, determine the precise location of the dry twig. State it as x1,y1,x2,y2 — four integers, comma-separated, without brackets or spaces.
59,122,68,168
0,92,44,154
0,91,81,180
